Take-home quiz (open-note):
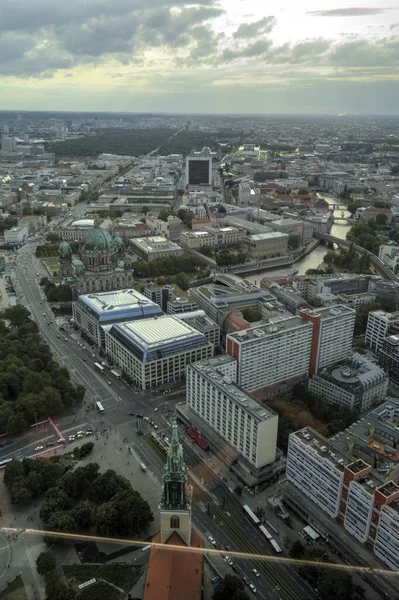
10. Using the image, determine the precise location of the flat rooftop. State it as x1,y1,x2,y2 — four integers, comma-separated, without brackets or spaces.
190,360,277,423
300,304,355,320
108,315,208,362
332,398,399,472
228,315,312,342
292,427,352,472
132,236,182,252
246,231,288,242
76,289,163,323
174,310,219,331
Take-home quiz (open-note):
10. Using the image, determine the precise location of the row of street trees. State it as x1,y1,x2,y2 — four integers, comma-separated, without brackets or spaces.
0,306,85,435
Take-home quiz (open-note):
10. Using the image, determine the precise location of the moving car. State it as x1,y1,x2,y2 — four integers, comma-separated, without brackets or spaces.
207,535,217,547
85,430,93,436
34,446,44,451
252,569,260,578
224,556,234,566
107,381,112,385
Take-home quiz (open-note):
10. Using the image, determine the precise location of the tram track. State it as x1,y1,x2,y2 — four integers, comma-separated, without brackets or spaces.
142,424,306,600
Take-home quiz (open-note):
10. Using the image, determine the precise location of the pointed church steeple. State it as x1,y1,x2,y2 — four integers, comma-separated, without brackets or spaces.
161,418,189,511
160,418,192,546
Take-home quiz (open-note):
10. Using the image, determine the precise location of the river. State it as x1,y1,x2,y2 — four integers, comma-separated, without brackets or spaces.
245,196,353,285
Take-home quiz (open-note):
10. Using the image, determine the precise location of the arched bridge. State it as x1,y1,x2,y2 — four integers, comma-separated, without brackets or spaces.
314,232,399,285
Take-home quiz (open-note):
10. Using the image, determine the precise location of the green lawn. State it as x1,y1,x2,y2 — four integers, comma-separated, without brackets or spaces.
43,256,60,275
0,577,28,600
63,564,142,596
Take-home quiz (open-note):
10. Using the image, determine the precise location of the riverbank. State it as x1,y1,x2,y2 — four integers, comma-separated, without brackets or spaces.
221,239,321,277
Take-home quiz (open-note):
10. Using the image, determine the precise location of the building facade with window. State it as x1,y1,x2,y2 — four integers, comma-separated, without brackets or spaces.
226,316,313,395
187,358,278,469
104,315,213,390
72,289,163,347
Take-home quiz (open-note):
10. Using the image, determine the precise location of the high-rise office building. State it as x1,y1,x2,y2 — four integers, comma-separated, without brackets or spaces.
186,148,212,187
299,305,356,375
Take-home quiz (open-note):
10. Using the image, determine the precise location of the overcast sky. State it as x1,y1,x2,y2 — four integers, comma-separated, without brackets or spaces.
1,0,399,114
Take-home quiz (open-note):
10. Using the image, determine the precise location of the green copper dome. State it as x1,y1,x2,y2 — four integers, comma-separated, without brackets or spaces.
59,240,71,255
82,226,115,251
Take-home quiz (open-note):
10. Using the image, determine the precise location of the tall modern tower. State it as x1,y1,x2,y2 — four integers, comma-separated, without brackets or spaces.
160,419,192,546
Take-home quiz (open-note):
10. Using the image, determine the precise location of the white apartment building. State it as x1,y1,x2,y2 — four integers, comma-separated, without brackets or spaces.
344,480,375,544
299,305,356,375
180,226,242,249
187,359,278,468
374,502,399,571
226,316,313,393
365,310,399,352
104,315,213,390
286,429,348,519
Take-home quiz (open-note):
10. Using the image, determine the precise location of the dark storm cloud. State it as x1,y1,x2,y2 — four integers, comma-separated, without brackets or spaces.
0,0,223,76
232,16,276,39
309,7,391,17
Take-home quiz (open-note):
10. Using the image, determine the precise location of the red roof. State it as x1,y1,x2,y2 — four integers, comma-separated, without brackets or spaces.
143,530,203,600
365,207,391,213
224,312,250,332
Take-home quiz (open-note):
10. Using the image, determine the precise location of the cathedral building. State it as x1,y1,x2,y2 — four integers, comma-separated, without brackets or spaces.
59,221,134,296
143,420,204,600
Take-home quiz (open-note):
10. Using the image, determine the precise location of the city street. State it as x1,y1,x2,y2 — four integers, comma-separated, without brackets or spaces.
2,241,316,600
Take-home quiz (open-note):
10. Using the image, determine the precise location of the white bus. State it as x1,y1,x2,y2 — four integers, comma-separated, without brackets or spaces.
243,504,261,526
270,539,282,554
94,362,105,374
96,401,105,414
259,525,273,541
110,370,121,379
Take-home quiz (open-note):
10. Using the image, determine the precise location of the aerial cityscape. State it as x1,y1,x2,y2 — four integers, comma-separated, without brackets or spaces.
1,2,399,600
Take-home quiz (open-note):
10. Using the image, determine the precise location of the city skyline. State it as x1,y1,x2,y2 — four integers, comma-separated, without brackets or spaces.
1,0,399,115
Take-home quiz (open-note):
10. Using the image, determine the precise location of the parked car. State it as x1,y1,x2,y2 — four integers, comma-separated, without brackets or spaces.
211,577,219,585
242,576,250,586
249,583,257,594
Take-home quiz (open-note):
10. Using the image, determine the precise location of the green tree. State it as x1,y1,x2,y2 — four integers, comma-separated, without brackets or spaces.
73,441,94,460
288,234,301,249
199,245,214,258
375,213,388,227
318,570,355,600
242,308,262,323
36,551,56,576
44,572,76,600
1,305,31,327
213,575,250,600
289,540,306,559
11,486,33,505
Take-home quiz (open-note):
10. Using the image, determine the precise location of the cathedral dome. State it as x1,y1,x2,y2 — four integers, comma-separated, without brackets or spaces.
82,226,115,251
113,235,124,247
59,240,71,256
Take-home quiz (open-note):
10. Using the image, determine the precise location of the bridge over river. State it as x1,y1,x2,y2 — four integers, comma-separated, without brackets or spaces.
314,232,399,285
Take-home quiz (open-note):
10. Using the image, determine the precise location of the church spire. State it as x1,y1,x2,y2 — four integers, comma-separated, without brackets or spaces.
160,418,189,511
